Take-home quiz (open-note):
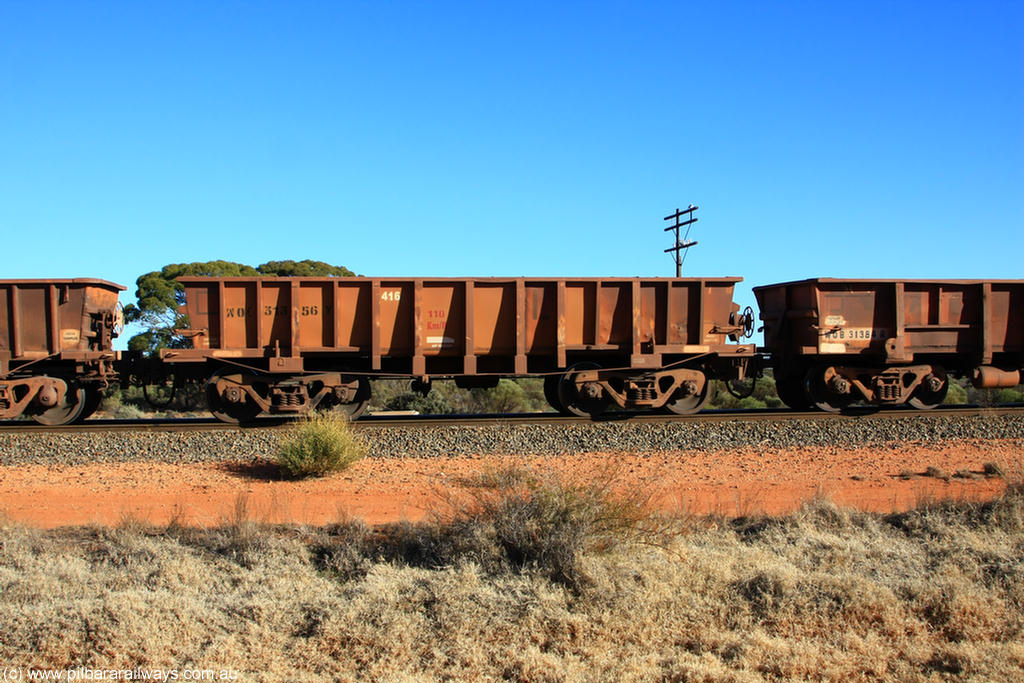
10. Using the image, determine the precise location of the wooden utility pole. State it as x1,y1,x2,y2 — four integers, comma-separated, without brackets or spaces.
663,205,699,277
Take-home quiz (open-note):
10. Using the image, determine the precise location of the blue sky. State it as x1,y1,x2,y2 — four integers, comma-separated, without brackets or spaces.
2,1,1021,337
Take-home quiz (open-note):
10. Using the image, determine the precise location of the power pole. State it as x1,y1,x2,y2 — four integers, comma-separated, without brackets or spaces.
663,205,698,277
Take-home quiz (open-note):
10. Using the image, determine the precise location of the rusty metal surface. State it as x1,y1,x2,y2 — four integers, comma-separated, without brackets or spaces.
755,278,1024,362
168,276,756,377
755,278,1024,408
0,279,125,423
0,279,124,363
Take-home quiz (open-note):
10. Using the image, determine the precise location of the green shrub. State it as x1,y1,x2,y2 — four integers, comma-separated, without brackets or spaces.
737,396,767,409
372,378,549,414
275,412,366,478
709,375,778,409
112,402,146,420
943,379,969,405
994,388,1024,404
385,390,454,414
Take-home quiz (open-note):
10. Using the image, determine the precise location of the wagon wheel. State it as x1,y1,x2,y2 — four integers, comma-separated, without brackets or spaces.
774,372,810,411
557,362,609,418
205,370,263,424
543,375,569,414
30,380,87,426
907,369,948,410
804,365,854,413
662,375,714,415
77,386,105,422
319,378,371,420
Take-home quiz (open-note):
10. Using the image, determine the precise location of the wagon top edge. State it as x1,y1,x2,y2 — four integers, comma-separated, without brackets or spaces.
753,277,1024,291
0,278,126,291
175,276,746,284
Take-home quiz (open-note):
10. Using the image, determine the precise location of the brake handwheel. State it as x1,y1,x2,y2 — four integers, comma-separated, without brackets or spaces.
742,306,755,338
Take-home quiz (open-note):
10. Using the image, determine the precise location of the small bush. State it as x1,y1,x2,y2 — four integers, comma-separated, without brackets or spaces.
385,391,453,414
994,388,1024,404
275,412,366,478
943,380,969,405
709,376,781,410
313,464,671,591
436,464,670,591
371,378,549,414
111,402,146,420
737,396,767,409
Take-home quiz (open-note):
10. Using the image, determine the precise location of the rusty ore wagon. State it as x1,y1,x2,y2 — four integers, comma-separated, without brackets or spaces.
0,279,124,424
755,278,1024,411
162,276,757,422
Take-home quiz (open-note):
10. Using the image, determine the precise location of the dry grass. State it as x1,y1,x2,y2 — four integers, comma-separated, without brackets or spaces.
431,463,675,590
312,463,675,594
1,467,1023,681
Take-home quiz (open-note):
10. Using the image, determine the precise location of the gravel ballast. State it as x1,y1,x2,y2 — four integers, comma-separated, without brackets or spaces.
2,413,1024,467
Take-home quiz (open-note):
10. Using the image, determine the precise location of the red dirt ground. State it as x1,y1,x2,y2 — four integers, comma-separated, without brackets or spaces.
0,440,1020,528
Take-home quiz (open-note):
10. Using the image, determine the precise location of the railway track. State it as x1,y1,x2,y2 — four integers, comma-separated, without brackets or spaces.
2,405,1022,435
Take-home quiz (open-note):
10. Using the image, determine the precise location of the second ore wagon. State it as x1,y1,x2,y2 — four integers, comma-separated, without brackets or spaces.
160,276,757,422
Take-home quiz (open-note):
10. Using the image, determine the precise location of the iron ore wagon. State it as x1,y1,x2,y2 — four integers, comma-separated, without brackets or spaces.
0,278,124,424
162,276,757,422
755,278,1024,411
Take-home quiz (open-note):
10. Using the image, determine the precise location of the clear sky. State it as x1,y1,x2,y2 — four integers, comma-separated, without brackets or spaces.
2,1,1021,341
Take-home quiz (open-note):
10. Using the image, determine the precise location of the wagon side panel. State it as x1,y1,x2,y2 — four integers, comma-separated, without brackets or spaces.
524,282,556,356
335,280,371,351
988,283,1024,356
0,286,9,358
472,282,515,356
16,285,50,357
901,282,981,356
815,282,892,357
0,280,123,361
421,282,464,357
755,281,816,356
181,281,216,350
701,280,739,346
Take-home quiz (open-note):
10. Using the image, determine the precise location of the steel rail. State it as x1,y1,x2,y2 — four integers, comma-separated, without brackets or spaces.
1,405,1022,435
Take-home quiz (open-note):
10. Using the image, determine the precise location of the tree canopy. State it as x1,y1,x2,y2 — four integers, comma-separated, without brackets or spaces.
258,260,355,277
124,259,355,352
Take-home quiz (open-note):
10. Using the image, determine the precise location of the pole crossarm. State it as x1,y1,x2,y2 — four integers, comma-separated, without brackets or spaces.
664,205,699,276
